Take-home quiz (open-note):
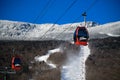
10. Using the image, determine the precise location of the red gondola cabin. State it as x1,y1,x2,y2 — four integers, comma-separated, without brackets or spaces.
12,56,22,71
74,26,89,46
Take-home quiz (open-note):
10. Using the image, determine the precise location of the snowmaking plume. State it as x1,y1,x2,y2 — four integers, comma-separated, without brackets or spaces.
61,45,90,80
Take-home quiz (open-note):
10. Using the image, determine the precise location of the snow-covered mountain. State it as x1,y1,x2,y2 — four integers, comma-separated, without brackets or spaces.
89,21,120,39
0,20,120,80
0,20,120,41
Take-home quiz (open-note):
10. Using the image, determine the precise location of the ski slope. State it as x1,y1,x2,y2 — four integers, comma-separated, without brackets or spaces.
35,47,63,68
34,45,90,80
61,46,90,80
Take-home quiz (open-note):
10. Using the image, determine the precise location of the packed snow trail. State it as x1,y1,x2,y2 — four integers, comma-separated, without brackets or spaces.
61,45,90,80
34,45,90,80
34,48,62,68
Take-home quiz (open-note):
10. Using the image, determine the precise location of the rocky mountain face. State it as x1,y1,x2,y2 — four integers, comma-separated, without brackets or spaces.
86,37,120,80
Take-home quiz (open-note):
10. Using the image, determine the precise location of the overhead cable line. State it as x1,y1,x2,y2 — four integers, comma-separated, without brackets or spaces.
23,0,53,39
33,0,52,23
38,0,56,21
73,0,98,23
54,0,98,40
85,0,98,12
40,0,78,39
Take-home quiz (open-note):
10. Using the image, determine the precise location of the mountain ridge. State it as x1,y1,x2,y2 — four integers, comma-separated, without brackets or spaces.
0,20,120,41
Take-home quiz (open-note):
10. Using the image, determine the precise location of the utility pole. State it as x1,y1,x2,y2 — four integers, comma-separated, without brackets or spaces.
82,12,87,26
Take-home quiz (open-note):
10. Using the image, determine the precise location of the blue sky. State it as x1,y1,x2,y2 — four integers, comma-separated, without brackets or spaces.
0,0,120,24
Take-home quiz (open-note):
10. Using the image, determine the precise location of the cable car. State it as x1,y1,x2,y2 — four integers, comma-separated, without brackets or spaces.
74,26,89,46
11,56,22,71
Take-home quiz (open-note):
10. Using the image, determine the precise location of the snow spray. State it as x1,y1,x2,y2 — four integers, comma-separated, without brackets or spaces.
61,45,90,80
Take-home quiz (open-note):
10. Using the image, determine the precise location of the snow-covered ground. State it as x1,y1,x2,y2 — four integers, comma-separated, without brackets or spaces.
61,46,90,80
88,21,120,39
34,45,90,80
34,47,63,68
0,20,98,40
0,20,120,41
